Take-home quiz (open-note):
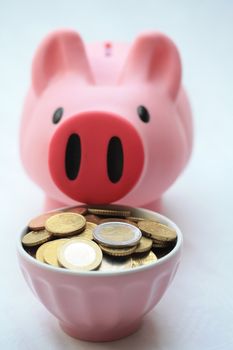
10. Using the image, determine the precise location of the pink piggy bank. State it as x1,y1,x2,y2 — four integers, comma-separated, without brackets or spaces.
20,30,193,211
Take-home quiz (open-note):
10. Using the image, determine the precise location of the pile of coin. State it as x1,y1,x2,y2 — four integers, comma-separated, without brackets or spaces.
22,206,177,273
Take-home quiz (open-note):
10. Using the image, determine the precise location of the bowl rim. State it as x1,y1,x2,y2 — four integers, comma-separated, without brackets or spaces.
17,205,183,277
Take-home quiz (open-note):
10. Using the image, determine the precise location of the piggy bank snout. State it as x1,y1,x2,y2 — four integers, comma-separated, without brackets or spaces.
49,112,144,204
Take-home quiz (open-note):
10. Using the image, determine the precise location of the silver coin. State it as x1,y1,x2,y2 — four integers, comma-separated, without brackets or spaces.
98,255,132,272
93,222,142,247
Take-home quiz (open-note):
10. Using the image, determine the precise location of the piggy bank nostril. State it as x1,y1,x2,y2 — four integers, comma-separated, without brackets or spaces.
65,134,81,180
107,136,124,183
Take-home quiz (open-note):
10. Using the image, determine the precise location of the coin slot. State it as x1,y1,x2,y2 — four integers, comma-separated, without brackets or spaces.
65,134,81,180
107,136,124,183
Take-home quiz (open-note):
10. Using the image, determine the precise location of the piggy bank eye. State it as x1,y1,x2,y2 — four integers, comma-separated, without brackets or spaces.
137,106,150,123
53,107,63,124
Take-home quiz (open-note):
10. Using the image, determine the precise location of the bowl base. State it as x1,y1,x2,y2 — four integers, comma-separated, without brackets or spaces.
59,319,142,342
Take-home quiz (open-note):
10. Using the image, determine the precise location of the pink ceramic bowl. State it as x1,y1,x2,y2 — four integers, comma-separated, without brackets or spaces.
17,206,183,342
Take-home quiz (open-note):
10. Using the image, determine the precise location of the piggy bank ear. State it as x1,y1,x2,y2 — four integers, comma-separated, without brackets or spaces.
118,32,181,99
32,30,94,95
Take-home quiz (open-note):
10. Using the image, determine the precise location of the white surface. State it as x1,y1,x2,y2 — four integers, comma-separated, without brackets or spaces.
0,0,233,349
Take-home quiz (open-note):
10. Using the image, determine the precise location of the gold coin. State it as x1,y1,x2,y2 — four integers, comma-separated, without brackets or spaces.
88,208,131,217
134,236,153,254
138,220,177,242
126,216,146,222
22,229,52,247
76,222,97,240
36,241,54,262
57,238,103,271
99,244,137,257
43,239,69,267
86,222,97,231
98,255,133,272
74,229,93,240
152,239,171,248
28,212,59,231
132,251,157,268
45,213,86,237
93,222,142,247
152,237,177,250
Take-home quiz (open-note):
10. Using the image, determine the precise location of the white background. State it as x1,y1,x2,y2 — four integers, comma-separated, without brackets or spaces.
0,1,233,349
